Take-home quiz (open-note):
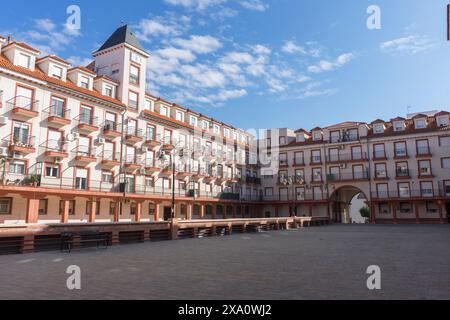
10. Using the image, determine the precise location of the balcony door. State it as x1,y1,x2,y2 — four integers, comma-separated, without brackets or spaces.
80,105,93,125
13,122,30,145
16,86,33,109
51,97,66,118
75,168,88,190
78,136,91,156
105,112,116,130
48,129,63,151
103,142,115,161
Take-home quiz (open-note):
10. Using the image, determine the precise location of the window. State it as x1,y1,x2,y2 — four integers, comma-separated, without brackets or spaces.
130,52,142,64
426,201,438,213
18,53,31,69
312,168,322,182
16,86,34,109
130,203,137,215
313,186,323,200
394,141,407,157
394,121,405,131
189,116,198,127
80,105,93,125
396,162,409,177
353,165,365,179
376,184,388,198
439,136,450,147
160,105,169,117
50,97,66,118
442,158,450,169
264,188,273,197
296,187,306,200
12,122,31,146
399,202,412,214
0,198,12,215
416,140,430,155
145,177,154,187
86,201,100,216
378,202,390,214
437,116,449,127
75,168,88,190
418,160,432,176
45,164,59,178
313,131,322,141
52,65,63,79
145,99,154,111
104,86,113,97
352,146,363,160
375,163,387,179
146,125,156,141
38,199,48,215
279,153,288,166
102,172,113,184
374,144,385,159
311,150,321,164
420,182,433,197
445,181,450,195
80,76,90,89
330,131,340,143
279,136,286,145
415,119,426,129
213,124,221,134
294,152,304,165
130,65,140,85
128,91,138,109
373,124,384,134
109,202,116,216
9,161,26,175
224,128,230,138
295,169,305,180
398,183,410,198
202,120,209,131
127,119,138,136
176,111,184,122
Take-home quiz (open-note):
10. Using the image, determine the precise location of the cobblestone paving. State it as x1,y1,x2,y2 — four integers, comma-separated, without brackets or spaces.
0,225,449,300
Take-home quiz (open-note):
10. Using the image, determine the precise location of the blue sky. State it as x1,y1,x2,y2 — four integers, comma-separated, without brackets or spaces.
1,0,450,131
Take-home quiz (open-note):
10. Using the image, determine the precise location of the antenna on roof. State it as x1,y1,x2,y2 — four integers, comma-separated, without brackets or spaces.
7,35,13,44
407,105,412,116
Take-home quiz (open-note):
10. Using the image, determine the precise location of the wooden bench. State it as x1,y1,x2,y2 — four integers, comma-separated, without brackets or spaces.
60,232,109,253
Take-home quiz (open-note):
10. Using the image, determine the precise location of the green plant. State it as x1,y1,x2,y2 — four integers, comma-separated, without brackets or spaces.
359,206,370,219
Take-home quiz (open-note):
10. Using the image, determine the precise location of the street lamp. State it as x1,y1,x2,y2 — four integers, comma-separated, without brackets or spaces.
159,142,185,220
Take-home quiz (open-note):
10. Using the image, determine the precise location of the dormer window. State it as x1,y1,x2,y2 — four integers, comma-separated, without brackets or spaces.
51,65,63,79
415,119,426,129
296,134,305,143
394,121,405,131
176,110,184,122
80,76,90,89
224,128,230,138
18,53,31,69
313,131,322,141
373,124,385,134
160,105,169,117
437,116,449,127
104,85,113,97
189,116,198,127
145,99,154,112
279,136,286,145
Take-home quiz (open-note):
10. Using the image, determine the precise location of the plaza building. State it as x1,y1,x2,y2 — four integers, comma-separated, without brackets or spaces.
260,112,450,224
0,27,262,226
0,26,449,229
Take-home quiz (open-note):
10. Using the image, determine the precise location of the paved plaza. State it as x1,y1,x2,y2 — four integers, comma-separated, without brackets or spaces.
0,225,449,300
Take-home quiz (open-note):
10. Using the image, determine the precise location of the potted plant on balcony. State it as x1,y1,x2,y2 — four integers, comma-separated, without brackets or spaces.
29,174,41,187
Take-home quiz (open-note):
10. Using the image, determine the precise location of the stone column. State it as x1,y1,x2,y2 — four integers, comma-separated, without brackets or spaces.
154,202,161,222
392,202,398,224
135,201,142,223
60,200,70,224
88,200,97,223
211,204,217,219
414,202,420,224
200,204,205,219
187,203,193,220
113,202,120,223
26,198,40,224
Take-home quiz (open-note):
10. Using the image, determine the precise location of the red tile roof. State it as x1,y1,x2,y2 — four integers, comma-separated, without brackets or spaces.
68,66,97,76
36,55,71,66
0,54,125,108
3,41,40,54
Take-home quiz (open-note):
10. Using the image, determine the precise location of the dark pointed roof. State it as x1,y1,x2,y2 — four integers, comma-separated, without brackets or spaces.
97,25,146,53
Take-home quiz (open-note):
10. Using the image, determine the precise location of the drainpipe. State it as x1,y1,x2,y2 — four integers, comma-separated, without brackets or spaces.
366,134,374,223
119,110,126,218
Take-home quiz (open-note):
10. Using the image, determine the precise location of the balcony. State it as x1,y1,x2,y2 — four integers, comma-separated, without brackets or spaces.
396,169,411,180
176,164,192,178
145,134,162,148
162,136,175,151
73,146,97,166
372,190,441,200
374,171,389,180
4,134,36,154
293,158,305,167
327,171,370,182
42,140,69,159
326,152,368,164
416,147,432,158
75,114,99,134
161,164,174,175
125,127,144,145
246,176,261,185
102,121,122,139
7,96,39,119
263,193,326,202
43,106,71,127
100,151,121,168
124,155,143,172
373,151,387,160
394,150,409,160
310,157,322,165
279,160,289,168
329,133,359,144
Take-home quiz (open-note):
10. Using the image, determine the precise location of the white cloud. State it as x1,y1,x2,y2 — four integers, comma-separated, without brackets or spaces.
282,40,307,54
380,34,437,55
135,18,185,42
181,64,227,88
67,56,92,67
239,0,269,12
308,53,355,73
173,35,222,54
156,47,197,62
164,0,226,10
